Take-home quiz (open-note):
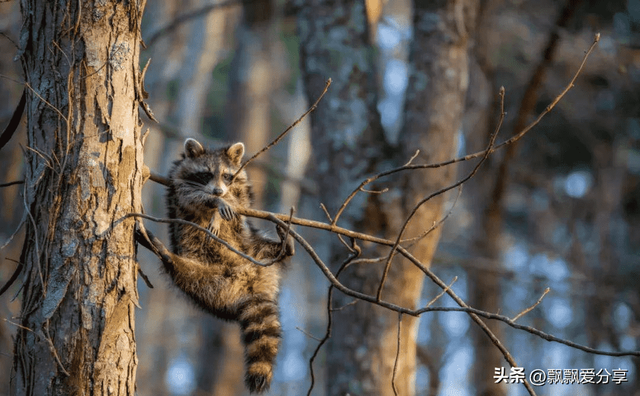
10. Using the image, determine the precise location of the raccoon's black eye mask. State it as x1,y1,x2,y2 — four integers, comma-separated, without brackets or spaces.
184,171,214,185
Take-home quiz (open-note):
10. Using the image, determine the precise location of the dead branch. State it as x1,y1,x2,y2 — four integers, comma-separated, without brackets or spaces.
233,78,331,180
511,288,550,322
392,312,402,396
306,240,360,396
0,180,25,188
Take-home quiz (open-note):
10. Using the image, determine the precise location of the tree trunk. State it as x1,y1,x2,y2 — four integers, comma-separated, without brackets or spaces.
298,1,477,394
12,1,146,395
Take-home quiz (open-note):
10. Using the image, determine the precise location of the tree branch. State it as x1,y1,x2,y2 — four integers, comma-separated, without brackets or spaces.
233,78,331,180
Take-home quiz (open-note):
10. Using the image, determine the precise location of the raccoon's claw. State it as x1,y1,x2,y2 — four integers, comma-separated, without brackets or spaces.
207,220,220,236
218,203,235,221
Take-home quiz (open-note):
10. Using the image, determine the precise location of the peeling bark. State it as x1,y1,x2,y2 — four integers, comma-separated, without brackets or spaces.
12,1,146,395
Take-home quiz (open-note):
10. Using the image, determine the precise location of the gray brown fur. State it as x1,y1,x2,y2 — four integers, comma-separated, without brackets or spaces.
148,138,294,393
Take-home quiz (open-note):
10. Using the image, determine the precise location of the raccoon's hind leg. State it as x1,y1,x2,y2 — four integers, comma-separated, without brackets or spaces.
237,295,282,393
250,225,295,263
136,228,231,313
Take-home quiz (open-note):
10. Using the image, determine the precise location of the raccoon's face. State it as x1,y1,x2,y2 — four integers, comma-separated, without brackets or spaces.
172,138,247,207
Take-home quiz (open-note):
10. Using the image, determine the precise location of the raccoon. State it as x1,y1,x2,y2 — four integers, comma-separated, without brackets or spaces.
141,138,294,393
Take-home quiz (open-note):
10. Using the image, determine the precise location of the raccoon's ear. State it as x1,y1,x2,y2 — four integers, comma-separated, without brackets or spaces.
227,142,245,165
184,138,205,158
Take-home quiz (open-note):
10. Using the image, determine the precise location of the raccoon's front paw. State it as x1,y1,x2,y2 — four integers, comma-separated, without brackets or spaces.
207,197,235,221
217,200,236,221
207,217,221,236
276,225,295,257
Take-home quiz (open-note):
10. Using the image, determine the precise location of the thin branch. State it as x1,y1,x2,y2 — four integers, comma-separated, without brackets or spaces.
392,312,402,396
512,287,550,322
271,214,536,394
233,78,331,180
330,299,358,312
306,244,360,396
3,318,34,333
295,326,323,342
360,186,389,194
0,258,24,297
412,305,639,357
404,149,421,167
320,202,354,252
0,89,25,152
425,276,458,308
0,180,25,188
402,185,463,246
137,266,154,289
263,206,295,265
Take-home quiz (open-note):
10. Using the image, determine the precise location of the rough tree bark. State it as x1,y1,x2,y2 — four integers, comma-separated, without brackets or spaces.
298,0,478,394
12,1,146,395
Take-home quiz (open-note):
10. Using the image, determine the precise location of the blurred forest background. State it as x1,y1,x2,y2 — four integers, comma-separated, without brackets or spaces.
1,0,639,395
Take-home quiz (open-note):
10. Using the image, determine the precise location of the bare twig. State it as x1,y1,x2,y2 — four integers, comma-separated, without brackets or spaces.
3,318,34,333
137,266,154,289
402,185,463,246
0,180,25,188
263,206,295,265
319,202,354,253
233,78,331,180
263,215,640,358
425,276,458,308
295,326,323,342
512,287,550,322
24,82,68,123
0,89,25,152
0,259,24,297
392,312,402,396
306,243,360,396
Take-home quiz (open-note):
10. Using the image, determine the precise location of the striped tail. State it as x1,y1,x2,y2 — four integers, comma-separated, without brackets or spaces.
237,297,282,393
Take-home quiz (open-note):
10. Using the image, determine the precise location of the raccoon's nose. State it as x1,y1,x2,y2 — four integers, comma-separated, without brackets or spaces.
212,187,224,196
